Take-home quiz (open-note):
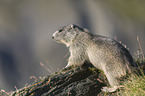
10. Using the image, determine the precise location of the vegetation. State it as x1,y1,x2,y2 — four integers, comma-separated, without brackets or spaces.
122,74,145,96
119,49,145,96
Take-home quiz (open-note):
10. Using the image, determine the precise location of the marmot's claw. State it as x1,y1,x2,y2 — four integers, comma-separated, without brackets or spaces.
65,65,69,68
102,86,118,92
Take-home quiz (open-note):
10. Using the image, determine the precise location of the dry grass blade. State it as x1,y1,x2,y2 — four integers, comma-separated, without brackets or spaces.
137,36,144,60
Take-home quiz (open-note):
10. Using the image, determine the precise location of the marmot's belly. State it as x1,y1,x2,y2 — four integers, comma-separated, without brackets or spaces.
87,51,105,70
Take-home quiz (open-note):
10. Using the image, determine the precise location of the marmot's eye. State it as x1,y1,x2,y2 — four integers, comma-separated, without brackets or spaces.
59,28,63,32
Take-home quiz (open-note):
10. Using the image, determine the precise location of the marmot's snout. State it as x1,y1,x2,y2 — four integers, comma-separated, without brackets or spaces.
52,31,58,40
52,36,54,39
52,32,56,40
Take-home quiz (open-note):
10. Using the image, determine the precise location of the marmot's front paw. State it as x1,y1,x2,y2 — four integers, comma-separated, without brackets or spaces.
101,86,118,92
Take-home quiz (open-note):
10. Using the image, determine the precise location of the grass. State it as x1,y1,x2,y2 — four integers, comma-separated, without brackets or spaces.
121,73,145,96
118,36,145,96
119,55,145,96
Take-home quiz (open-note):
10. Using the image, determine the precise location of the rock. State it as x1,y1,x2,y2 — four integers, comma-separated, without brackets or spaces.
1,64,120,96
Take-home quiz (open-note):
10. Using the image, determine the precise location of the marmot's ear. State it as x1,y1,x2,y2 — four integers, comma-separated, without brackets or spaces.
70,24,77,29
83,28,89,32
70,24,74,29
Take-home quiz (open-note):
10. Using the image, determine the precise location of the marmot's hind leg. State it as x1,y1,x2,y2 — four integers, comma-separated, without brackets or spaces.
102,70,120,92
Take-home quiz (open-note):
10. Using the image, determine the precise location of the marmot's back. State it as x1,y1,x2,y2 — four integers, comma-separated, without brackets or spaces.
91,34,135,67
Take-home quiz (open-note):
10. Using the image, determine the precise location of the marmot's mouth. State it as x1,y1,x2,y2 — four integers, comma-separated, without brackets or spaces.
52,36,61,43
55,40,62,43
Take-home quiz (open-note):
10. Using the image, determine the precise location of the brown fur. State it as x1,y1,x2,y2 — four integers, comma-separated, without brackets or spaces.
52,24,135,92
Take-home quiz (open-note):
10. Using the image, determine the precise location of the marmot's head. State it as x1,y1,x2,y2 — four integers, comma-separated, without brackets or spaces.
52,24,86,47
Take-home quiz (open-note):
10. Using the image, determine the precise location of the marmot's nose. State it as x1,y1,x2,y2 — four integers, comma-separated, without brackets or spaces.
52,36,54,39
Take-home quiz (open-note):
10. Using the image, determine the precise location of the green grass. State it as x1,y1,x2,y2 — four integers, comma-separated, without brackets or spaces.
119,56,145,96
122,74,145,96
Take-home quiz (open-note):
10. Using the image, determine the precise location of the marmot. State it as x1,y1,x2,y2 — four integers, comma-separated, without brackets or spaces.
52,24,135,92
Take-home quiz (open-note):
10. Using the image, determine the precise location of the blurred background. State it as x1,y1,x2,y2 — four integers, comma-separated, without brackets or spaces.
0,0,145,91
